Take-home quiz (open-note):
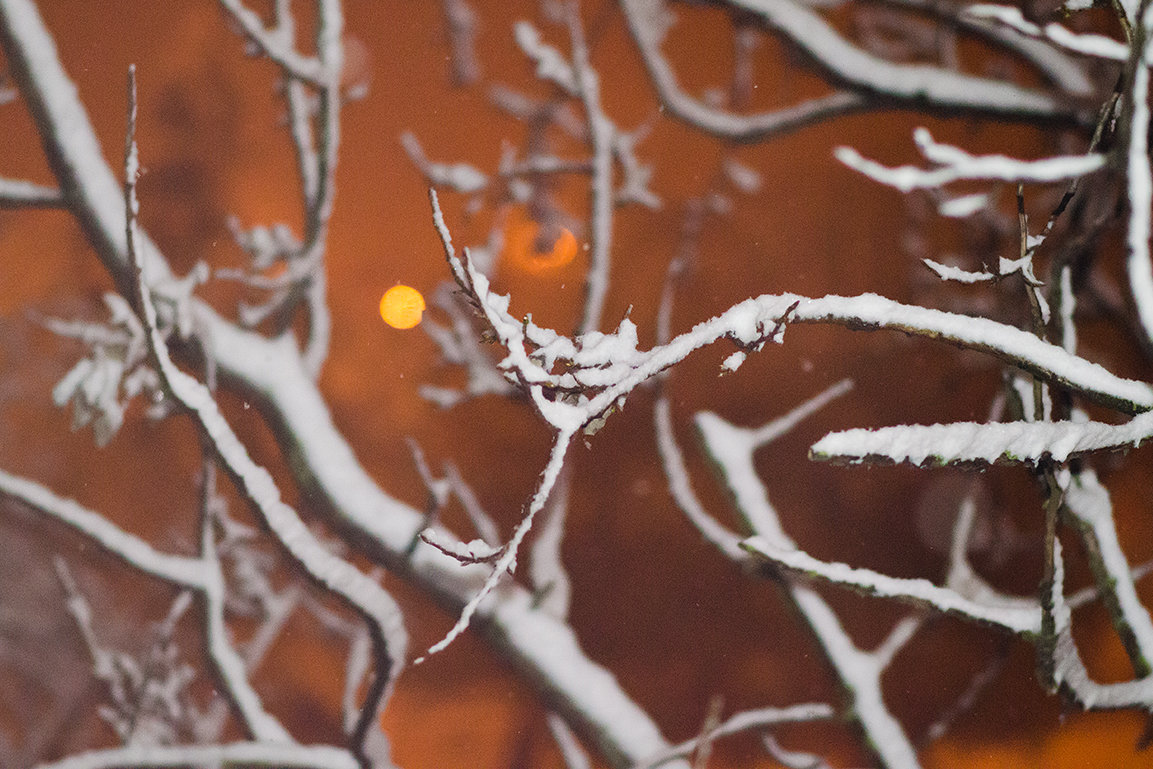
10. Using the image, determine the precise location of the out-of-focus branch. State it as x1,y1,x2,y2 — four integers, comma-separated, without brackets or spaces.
0,468,290,742
441,0,481,86
0,469,202,587
564,1,614,334
216,0,326,84
0,0,176,298
965,4,1129,63
34,742,360,769
726,0,1081,120
528,466,573,620
619,0,1082,145
880,0,1099,96
0,176,62,207
630,703,836,769
836,128,1106,193
621,0,866,142
1125,7,1153,347
220,0,344,378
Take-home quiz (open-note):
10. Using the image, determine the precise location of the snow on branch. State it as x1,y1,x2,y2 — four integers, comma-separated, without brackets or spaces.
53,563,199,746
1126,6,1153,348
722,0,1079,121
836,128,1106,193
437,214,1153,424
0,2,695,765
563,3,616,334
630,703,837,769
0,469,203,587
964,4,1129,62
620,0,868,142
416,429,575,662
400,131,489,195
215,0,328,85
660,396,922,769
878,0,1095,97
621,0,1082,147
440,0,480,86
1059,467,1153,673
0,176,62,207
418,527,501,564
810,410,1153,467
514,20,578,95
35,742,360,769
1044,540,1153,710
741,536,1042,635
0,465,291,742
218,0,345,378
789,294,1153,414
922,258,996,283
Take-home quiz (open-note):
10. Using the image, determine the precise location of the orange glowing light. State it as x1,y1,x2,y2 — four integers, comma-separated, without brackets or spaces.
502,208,579,274
380,285,425,329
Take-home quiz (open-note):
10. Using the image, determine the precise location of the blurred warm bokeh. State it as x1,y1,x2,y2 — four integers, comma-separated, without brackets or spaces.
1,1,1152,767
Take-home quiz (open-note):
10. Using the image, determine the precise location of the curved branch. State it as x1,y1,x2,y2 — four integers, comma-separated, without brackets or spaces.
727,0,1081,121
621,0,869,142
880,0,1100,96
620,0,1083,144
0,469,204,588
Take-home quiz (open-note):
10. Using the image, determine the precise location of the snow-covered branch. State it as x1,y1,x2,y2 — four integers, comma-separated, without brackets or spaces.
1126,6,1153,348
810,410,1153,467
630,703,837,769
655,385,923,768
0,466,290,742
836,128,1106,193
0,5,691,760
445,237,1153,422
964,4,1129,62
620,0,868,142
0,176,62,207
35,742,359,769
1043,540,1153,710
620,0,1083,145
125,62,399,753
742,536,1041,634
726,0,1080,120
215,0,328,85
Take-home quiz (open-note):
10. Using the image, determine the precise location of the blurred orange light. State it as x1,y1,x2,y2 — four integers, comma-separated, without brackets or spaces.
380,284,426,329
502,208,579,274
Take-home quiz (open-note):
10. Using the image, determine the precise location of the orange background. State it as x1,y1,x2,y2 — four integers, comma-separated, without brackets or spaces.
1,1,1152,767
